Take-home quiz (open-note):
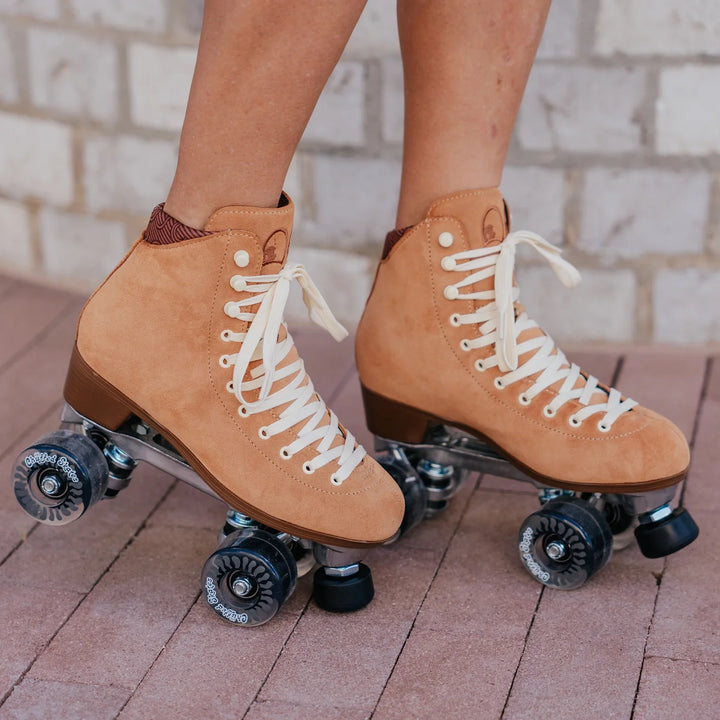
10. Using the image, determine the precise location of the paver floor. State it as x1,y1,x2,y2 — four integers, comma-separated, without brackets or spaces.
0,275,716,720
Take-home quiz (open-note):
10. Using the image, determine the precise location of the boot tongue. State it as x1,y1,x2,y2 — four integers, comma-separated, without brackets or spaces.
426,187,509,249
203,193,294,274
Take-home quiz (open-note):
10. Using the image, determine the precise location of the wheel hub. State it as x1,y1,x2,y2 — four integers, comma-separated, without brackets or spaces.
37,470,66,498
544,538,569,561
230,574,257,599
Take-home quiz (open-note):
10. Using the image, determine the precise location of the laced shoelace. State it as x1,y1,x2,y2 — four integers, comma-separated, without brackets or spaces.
220,258,366,485
442,230,637,431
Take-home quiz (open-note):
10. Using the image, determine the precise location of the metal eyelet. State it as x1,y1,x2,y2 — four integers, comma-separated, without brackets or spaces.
258,427,270,439
330,474,342,486
597,421,611,433
280,447,291,459
234,250,250,267
494,377,505,390
238,405,249,417
569,415,582,428
518,393,531,406
449,313,461,327
302,462,315,475
441,257,456,271
460,339,471,351
438,231,454,248
543,405,556,418
474,359,486,372
443,286,459,300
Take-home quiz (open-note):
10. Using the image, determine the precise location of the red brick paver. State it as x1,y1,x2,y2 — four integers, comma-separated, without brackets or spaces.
0,276,717,719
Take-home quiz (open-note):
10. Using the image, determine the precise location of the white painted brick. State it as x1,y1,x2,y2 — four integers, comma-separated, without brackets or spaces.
303,155,401,250
40,210,127,287
84,135,177,215
537,0,580,59
580,169,709,260
381,57,403,144
518,66,645,153
657,66,720,156
0,198,32,271
345,0,399,58
0,23,17,103
654,269,720,344
595,0,720,56
0,0,58,20
0,112,73,205
29,28,118,122
517,266,636,342
285,247,373,328
303,62,365,147
128,43,196,131
501,167,565,244
70,0,166,32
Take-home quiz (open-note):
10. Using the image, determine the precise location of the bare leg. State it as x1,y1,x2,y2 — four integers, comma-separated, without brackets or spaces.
395,0,551,227
165,0,366,228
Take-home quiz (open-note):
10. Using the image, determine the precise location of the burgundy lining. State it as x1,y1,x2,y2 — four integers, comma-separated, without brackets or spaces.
381,226,411,259
144,203,212,245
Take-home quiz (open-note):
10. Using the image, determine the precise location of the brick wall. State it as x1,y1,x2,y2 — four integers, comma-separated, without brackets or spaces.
0,0,719,344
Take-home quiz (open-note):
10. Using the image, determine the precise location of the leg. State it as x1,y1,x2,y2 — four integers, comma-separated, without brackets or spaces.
395,0,550,227
165,0,367,227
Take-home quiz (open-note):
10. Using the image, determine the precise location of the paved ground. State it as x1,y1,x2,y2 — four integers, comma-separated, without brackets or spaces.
0,274,717,720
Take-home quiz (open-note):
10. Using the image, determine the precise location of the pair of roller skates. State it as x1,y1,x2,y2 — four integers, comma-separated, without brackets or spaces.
10,188,698,626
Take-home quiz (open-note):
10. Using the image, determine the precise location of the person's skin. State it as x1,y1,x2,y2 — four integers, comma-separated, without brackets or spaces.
395,0,551,228
164,0,551,232
164,0,367,228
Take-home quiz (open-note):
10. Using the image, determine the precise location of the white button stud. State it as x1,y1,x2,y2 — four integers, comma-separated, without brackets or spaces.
438,232,454,248
234,250,250,267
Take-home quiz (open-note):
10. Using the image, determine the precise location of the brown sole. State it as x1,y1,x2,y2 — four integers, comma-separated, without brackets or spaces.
63,345,392,549
360,384,687,495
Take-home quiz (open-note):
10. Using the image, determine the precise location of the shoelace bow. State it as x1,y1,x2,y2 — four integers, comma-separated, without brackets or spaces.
222,262,365,484
444,230,637,429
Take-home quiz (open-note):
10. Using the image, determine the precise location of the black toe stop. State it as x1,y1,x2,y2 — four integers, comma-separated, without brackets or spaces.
313,563,374,613
635,507,699,559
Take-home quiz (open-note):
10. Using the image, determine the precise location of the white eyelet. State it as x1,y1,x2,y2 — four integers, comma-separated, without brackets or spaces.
219,355,231,368
221,330,231,341
258,426,270,439
330,474,342,486
238,405,249,417
231,277,247,291
543,405,556,418
438,231,454,248
449,313,461,327
443,286,459,300
226,380,234,393
234,250,250,267
474,359,486,372
598,421,611,433
494,377,505,390
280,447,291,459
441,256,456,271
223,301,236,317
518,393,531,406
460,339,471,351
302,461,314,475
569,415,582,428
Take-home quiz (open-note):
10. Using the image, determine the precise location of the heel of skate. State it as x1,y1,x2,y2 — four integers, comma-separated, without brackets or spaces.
64,345,133,430
361,385,435,444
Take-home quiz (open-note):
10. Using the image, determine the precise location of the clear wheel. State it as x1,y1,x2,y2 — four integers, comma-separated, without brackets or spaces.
518,497,613,590
13,430,109,525
202,528,297,626
377,454,427,535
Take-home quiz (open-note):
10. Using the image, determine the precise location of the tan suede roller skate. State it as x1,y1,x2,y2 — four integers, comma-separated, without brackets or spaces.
356,187,698,590
12,194,404,624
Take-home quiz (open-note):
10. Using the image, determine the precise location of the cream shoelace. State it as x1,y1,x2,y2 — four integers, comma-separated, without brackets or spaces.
442,230,637,431
220,260,365,485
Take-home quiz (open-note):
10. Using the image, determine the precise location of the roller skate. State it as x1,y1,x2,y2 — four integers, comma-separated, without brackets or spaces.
12,194,404,625
356,187,698,590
